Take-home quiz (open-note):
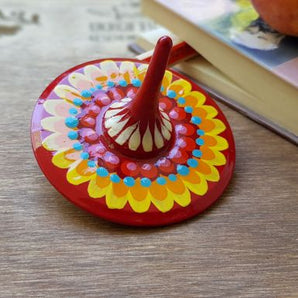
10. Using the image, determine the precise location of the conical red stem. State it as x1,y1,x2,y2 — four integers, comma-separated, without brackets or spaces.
102,36,175,159
128,36,173,119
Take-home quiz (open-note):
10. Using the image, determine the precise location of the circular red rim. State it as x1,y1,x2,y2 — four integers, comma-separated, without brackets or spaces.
31,58,236,227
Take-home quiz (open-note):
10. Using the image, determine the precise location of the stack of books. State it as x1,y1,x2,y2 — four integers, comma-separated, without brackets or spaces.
135,0,298,143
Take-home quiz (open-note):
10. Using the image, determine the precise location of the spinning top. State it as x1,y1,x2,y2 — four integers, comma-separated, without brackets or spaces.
31,36,235,226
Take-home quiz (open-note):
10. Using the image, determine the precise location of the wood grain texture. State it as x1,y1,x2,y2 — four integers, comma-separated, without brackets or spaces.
0,1,297,297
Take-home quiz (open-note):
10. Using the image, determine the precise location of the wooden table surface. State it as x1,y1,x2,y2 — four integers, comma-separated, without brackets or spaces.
1,1,297,297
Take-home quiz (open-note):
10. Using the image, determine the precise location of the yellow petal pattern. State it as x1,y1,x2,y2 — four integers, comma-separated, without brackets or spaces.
67,161,96,185
127,191,151,213
105,186,127,209
88,176,111,199
52,148,79,168
168,79,192,98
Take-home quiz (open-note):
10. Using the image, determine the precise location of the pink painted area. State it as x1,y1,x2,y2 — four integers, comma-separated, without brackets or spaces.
76,80,94,91
103,152,120,165
50,134,76,149
88,68,105,82
55,102,75,117
65,90,80,101
54,119,71,133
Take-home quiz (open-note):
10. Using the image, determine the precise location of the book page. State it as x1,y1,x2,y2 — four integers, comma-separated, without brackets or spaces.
155,0,298,88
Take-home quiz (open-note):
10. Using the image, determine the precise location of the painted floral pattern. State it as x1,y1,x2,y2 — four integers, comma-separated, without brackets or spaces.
41,60,228,213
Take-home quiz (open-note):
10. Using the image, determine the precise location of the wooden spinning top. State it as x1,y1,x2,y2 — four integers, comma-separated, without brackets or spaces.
31,36,235,226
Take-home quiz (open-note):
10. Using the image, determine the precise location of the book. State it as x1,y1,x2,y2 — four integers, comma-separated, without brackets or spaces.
141,0,298,142
132,27,262,124
131,28,297,143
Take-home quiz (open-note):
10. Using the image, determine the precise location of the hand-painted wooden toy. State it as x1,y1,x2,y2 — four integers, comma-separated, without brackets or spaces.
31,36,235,226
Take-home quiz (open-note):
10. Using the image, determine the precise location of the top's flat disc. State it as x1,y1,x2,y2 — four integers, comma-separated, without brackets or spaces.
31,58,235,226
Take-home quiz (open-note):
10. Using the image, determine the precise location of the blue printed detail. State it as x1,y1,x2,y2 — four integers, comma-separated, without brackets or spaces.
73,142,83,151
184,106,193,113
187,158,198,168
132,78,141,87
197,129,205,136
69,108,78,115
167,90,176,98
160,86,164,92
96,84,103,89
65,117,78,128
196,138,205,146
67,131,78,140
177,165,190,176
168,174,177,182
96,167,109,177
156,177,167,185
87,160,96,167
90,87,96,92
73,98,83,106
110,174,121,183
123,176,135,187
119,80,128,87
107,81,115,87
177,97,185,105
81,90,92,98
140,178,151,187
191,116,202,125
192,149,202,158
81,152,89,160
